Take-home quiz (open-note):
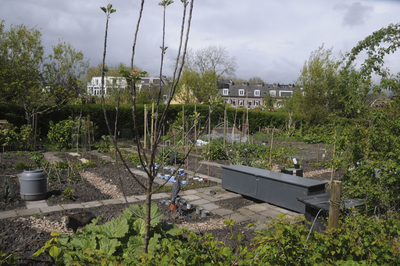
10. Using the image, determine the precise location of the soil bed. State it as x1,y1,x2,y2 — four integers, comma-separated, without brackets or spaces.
0,199,257,265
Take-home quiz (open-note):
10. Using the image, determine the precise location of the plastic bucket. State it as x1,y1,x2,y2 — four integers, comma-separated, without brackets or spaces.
20,169,47,201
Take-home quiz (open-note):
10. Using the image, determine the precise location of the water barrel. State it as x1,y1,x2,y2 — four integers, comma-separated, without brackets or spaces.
20,169,47,201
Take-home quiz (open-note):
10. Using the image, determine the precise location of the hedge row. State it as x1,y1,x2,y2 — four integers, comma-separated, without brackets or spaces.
0,104,306,139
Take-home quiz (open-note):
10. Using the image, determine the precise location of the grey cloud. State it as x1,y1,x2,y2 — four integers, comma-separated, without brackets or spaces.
334,2,373,27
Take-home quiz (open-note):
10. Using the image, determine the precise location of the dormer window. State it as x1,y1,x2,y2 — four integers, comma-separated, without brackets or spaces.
239,89,245,96
223,89,229,95
254,90,260,96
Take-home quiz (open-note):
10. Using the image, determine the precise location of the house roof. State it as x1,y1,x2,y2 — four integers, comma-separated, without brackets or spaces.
217,82,295,98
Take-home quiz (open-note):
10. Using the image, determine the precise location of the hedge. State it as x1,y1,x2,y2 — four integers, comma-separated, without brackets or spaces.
0,103,307,139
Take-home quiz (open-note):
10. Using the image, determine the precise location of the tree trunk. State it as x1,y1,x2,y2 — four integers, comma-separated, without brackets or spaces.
143,178,153,253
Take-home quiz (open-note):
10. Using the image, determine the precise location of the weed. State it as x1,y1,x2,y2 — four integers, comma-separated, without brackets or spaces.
62,187,75,200
13,162,32,170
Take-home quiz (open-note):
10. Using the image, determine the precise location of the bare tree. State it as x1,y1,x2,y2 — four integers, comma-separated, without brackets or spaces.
186,44,237,77
100,0,203,253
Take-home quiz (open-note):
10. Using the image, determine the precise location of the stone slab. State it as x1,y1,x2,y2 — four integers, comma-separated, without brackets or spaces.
135,195,147,201
151,193,169,199
196,193,219,202
182,190,198,195
200,203,221,211
101,199,124,205
191,199,210,206
0,210,17,219
40,205,63,213
244,204,270,213
258,209,282,219
26,200,48,209
181,195,201,201
81,201,103,208
223,212,250,223
248,213,269,223
62,203,84,210
17,208,40,216
126,196,140,203
213,193,238,200
238,208,256,217
212,208,233,216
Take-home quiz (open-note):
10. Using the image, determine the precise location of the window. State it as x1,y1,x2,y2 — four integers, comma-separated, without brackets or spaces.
247,100,252,107
238,100,244,106
223,89,229,95
163,95,168,101
279,91,293,97
231,99,236,106
254,90,260,96
95,79,99,85
270,90,276,97
224,99,229,104
239,89,244,96
254,100,260,106
264,91,267,95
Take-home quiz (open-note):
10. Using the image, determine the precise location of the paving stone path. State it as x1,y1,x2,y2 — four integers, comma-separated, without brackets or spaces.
1,150,304,227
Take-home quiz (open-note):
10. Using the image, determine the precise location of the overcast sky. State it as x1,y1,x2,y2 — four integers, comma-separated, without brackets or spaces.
1,0,400,84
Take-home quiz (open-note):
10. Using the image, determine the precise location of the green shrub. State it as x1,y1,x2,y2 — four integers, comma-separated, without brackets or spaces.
127,153,140,165
30,151,45,168
13,161,32,170
201,143,227,161
62,187,75,200
47,118,73,150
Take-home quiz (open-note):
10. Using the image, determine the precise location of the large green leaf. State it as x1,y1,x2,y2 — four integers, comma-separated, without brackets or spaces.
150,202,163,226
126,235,144,255
83,215,101,234
101,217,129,239
148,234,161,254
99,238,121,256
133,218,146,236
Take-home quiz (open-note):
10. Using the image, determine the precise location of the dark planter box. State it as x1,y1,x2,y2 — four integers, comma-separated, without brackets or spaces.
297,193,366,232
221,165,327,212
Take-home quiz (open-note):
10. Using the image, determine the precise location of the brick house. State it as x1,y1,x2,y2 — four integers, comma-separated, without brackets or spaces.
217,80,295,108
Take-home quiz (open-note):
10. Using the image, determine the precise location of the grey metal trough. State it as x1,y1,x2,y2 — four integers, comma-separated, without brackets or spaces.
221,165,327,212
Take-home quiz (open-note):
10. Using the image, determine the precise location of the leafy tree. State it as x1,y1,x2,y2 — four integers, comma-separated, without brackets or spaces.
0,22,89,124
178,44,237,102
263,92,275,109
294,45,342,116
340,22,400,116
248,76,264,84
43,40,89,102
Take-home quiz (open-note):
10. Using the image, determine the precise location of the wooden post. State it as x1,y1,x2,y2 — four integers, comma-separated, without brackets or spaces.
144,105,147,150
223,107,227,148
330,131,337,186
269,128,275,168
151,103,154,150
162,125,165,176
328,180,342,230
88,119,91,161
317,144,320,163
208,106,211,177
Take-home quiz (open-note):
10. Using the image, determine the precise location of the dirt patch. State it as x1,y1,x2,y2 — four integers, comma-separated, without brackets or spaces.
215,196,263,211
0,199,258,265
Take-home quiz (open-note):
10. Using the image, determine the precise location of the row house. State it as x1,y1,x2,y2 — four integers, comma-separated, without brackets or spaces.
87,76,127,96
87,76,168,96
217,81,295,108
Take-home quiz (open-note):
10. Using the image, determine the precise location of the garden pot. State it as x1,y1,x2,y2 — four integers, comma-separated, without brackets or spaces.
187,202,193,209
196,207,203,214
20,169,47,201
201,210,210,217
294,164,300,169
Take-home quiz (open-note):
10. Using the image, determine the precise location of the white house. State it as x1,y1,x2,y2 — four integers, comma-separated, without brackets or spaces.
86,76,127,96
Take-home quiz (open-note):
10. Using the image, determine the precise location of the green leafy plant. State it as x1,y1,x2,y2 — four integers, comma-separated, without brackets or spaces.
127,153,140,165
201,143,227,161
62,187,75,200
30,151,44,168
97,135,112,153
13,161,32,170
3,176,11,203
47,118,74,150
